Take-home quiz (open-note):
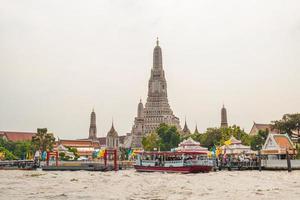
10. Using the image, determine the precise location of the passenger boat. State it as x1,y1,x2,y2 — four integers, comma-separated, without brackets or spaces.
134,151,214,173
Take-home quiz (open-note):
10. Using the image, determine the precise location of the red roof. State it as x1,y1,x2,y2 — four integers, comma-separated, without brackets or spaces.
141,151,207,155
98,137,106,146
0,131,35,142
57,139,100,148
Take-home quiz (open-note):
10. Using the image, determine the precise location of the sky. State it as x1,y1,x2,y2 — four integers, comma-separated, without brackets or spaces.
0,0,300,139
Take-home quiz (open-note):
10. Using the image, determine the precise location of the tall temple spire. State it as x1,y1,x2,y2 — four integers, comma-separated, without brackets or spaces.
129,39,181,148
153,37,163,69
89,109,97,140
182,117,191,135
194,124,200,134
137,99,144,118
221,104,228,128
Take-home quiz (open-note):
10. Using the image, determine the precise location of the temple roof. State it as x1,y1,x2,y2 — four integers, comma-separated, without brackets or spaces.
0,131,35,142
179,137,200,147
107,123,118,138
229,135,242,144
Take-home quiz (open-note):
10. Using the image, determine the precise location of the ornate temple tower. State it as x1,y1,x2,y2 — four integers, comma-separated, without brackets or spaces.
143,38,181,134
130,99,145,148
221,104,228,128
106,122,119,149
89,109,97,140
128,39,181,148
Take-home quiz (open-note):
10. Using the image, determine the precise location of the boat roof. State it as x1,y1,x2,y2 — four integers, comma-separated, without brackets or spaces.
139,151,207,155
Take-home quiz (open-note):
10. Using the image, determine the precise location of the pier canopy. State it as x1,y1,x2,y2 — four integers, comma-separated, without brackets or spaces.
261,133,296,157
175,137,208,153
221,136,254,155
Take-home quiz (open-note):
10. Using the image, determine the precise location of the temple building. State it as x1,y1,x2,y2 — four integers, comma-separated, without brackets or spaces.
261,133,296,159
88,109,97,140
106,122,119,149
221,104,228,128
128,39,181,148
55,139,100,157
220,135,254,155
175,137,208,153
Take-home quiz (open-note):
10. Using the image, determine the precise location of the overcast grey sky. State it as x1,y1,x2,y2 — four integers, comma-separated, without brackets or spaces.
1,0,299,139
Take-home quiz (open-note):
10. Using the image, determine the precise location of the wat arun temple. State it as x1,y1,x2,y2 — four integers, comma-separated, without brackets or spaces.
126,39,182,148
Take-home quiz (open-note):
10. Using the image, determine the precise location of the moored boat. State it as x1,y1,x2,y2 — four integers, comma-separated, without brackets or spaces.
134,151,214,173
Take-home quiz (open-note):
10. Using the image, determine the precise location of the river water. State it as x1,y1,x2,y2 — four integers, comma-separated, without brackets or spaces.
0,169,300,200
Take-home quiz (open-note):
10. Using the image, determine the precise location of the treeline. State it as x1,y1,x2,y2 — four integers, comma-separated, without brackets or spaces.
142,124,266,151
142,113,300,152
0,128,55,160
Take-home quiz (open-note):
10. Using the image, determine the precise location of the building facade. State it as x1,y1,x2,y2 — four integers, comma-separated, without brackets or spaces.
129,39,182,148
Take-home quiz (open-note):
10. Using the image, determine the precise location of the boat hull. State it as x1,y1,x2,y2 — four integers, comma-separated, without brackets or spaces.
134,165,213,173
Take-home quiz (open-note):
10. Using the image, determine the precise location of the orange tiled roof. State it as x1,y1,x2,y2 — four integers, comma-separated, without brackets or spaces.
0,131,35,142
274,135,294,149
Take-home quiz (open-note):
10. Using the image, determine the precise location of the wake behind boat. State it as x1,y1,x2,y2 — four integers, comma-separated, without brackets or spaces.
134,151,214,173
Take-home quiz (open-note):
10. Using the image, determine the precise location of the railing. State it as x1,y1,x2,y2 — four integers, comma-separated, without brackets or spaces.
186,159,214,166
262,159,300,169
141,160,156,167
164,160,183,167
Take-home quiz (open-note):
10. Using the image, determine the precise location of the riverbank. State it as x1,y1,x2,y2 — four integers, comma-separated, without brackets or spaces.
0,170,299,200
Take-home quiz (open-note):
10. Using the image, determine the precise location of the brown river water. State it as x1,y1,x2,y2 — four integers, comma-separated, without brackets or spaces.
0,169,300,200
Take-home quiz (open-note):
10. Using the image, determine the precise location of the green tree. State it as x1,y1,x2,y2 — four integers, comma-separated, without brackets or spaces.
272,113,300,137
192,126,250,150
0,138,34,160
68,147,79,160
142,132,161,151
156,123,180,151
32,128,55,152
13,141,34,159
0,147,17,160
250,130,269,151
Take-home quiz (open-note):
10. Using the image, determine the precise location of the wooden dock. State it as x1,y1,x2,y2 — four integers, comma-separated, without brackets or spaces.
42,161,121,171
0,160,39,170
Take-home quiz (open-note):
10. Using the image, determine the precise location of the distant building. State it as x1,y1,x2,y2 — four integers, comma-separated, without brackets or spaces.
55,139,100,157
249,122,273,136
0,131,35,142
220,136,254,155
129,39,182,148
221,104,228,128
84,109,126,148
